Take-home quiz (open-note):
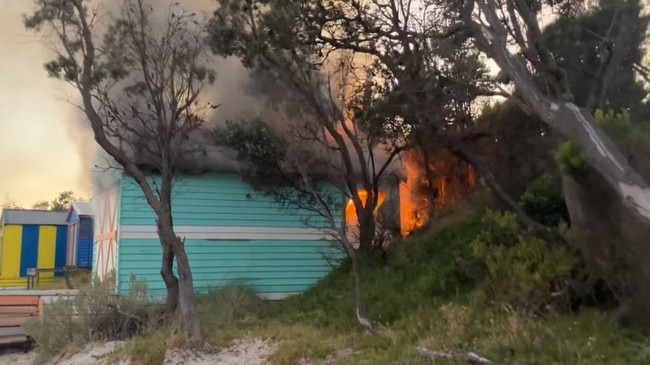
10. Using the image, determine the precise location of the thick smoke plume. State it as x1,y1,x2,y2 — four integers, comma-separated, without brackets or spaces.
241,64,406,188
82,0,265,196
79,0,404,198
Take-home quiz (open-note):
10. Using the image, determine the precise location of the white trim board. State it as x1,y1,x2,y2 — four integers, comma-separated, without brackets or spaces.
137,292,299,302
120,225,336,241
257,292,299,300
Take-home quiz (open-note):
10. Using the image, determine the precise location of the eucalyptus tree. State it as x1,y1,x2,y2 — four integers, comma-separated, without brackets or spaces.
209,0,414,332
24,0,217,341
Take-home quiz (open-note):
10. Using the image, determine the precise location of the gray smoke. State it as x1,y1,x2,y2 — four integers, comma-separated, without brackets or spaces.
85,0,262,195
83,0,404,197
243,65,406,185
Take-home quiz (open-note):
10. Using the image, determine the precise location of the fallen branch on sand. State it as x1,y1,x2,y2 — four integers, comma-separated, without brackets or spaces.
416,347,528,365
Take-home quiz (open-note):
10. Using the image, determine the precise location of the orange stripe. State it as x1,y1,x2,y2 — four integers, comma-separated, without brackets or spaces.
95,231,117,242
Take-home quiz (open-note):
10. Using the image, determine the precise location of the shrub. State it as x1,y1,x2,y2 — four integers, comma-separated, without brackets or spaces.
470,210,575,310
519,173,569,227
197,284,265,329
268,216,484,330
24,274,157,364
118,331,167,365
556,140,586,174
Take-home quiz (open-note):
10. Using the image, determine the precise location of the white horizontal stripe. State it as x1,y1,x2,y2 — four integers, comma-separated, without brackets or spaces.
144,292,299,302
257,292,299,300
120,225,336,241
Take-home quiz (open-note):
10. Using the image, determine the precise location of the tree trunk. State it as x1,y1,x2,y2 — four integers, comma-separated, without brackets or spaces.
170,235,203,341
467,11,650,229
464,3,650,330
160,243,179,313
437,137,564,242
157,213,204,343
350,248,376,333
562,168,650,330
357,207,378,252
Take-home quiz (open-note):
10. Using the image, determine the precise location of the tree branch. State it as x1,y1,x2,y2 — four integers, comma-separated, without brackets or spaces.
416,347,528,365
436,134,566,243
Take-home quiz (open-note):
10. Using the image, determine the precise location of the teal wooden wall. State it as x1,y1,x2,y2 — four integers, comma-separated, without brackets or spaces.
115,173,343,297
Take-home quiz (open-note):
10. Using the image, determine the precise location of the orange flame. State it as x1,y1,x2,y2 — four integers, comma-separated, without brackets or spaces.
398,148,477,236
345,189,386,224
331,68,475,237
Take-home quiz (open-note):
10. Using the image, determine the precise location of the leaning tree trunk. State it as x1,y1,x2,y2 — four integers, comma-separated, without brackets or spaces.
563,166,650,331
160,241,179,312
157,212,204,343
463,4,650,329
170,235,203,341
463,2,650,229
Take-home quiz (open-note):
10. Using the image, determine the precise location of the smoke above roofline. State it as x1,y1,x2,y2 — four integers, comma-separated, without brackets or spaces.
84,0,405,196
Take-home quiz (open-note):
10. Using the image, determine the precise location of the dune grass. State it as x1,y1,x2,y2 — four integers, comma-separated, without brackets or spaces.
36,210,650,365
189,213,650,365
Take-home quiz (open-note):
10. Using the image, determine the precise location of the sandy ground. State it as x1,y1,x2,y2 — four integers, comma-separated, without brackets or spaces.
0,338,278,365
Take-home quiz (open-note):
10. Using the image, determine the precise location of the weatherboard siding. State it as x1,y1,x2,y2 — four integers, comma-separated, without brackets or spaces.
119,175,330,228
117,238,338,296
114,174,342,297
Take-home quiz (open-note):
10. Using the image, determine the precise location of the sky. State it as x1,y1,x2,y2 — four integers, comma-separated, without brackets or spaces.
0,0,95,207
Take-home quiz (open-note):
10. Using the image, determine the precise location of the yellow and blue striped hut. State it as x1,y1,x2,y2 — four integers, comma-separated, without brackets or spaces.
0,209,68,287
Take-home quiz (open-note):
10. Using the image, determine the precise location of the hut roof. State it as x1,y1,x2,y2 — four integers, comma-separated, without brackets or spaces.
71,201,94,217
1,209,68,226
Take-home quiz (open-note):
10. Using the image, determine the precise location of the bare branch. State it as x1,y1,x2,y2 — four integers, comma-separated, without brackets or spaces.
416,347,528,365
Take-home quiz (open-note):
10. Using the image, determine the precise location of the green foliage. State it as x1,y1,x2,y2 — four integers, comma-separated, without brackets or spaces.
1,196,23,209
49,190,77,211
119,331,167,365
596,109,634,138
215,119,287,181
213,119,287,187
542,0,650,117
556,109,650,175
114,285,266,365
469,210,575,310
519,174,569,226
24,275,156,364
269,215,484,329
31,191,78,211
413,300,650,365
191,213,649,365
594,109,650,144
32,200,50,210
197,284,266,329
208,0,318,69
556,140,586,174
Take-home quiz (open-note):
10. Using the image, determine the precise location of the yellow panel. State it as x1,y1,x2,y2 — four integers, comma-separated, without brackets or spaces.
37,226,56,279
1,225,22,280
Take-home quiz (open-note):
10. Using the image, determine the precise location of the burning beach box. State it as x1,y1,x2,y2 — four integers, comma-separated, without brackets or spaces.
91,168,347,299
88,139,433,298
